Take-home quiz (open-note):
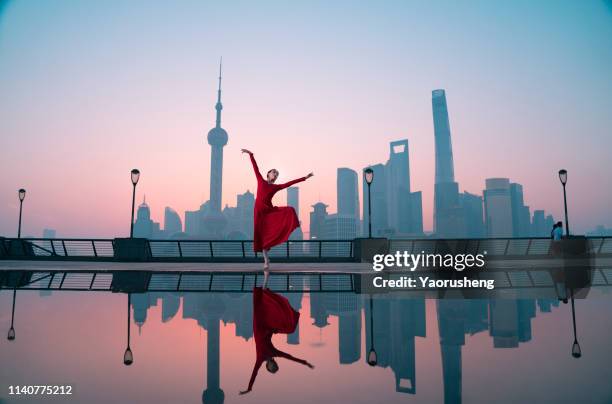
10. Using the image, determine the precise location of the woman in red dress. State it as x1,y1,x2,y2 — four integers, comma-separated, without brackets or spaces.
240,287,314,395
241,149,313,275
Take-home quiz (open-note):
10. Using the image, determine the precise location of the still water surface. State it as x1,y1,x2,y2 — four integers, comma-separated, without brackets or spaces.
1,288,611,403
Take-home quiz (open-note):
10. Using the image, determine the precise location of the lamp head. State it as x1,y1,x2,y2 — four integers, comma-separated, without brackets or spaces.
572,340,581,358
123,347,134,365
367,348,377,366
7,327,15,341
558,169,567,186
364,168,374,185
18,188,26,201
131,169,140,185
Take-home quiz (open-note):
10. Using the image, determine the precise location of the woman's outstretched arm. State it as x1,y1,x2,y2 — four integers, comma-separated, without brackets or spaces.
277,172,314,190
240,358,263,395
242,149,263,182
274,349,314,369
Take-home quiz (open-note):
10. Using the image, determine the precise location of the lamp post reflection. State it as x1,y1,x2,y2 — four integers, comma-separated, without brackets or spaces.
367,295,377,366
570,289,581,358
7,289,16,341
123,293,134,365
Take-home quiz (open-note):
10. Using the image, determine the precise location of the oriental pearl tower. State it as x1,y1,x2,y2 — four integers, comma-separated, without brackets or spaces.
203,59,228,237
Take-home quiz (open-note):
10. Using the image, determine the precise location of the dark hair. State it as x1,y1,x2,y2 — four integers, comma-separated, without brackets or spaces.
266,359,278,373
557,221,563,226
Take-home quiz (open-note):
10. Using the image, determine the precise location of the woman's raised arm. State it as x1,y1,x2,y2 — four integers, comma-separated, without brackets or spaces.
242,149,263,182
277,172,313,190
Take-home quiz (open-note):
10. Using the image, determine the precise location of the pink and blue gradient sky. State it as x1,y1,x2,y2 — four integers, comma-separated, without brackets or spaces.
1,0,611,237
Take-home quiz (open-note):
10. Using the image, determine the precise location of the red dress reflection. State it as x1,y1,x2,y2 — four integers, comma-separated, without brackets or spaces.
243,287,313,393
249,153,306,252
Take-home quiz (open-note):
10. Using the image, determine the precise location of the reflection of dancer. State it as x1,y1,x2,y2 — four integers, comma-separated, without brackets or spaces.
240,287,314,395
241,149,313,284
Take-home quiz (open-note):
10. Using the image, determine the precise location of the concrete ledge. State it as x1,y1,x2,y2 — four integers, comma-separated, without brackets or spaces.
111,271,152,293
0,237,6,258
6,240,35,257
113,238,151,262
352,238,389,263
0,271,33,288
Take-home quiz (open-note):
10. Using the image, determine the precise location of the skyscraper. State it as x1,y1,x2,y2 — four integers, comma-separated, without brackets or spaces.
509,183,531,237
203,60,229,237
287,187,303,240
163,207,182,237
483,178,513,237
432,89,465,237
337,168,359,221
361,140,423,238
432,89,455,184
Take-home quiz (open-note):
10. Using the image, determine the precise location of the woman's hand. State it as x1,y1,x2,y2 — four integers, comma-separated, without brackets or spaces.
239,389,252,395
241,149,252,155
306,172,314,179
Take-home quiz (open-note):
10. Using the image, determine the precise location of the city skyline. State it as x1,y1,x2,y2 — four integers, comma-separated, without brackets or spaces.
1,1,611,237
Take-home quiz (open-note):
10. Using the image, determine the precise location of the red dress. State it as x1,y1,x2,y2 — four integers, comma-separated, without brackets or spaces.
249,153,306,252
247,287,306,391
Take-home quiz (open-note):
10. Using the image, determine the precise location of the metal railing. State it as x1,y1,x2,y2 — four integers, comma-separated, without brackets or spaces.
1,236,610,262
389,236,612,257
0,238,354,261
0,270,356,293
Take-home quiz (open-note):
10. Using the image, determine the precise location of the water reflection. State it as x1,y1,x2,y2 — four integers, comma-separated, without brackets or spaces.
1,282,610,403
240,287,314,395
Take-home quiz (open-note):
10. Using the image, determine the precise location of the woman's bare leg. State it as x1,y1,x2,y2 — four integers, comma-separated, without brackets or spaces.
262,249,270,288
263,269,270,289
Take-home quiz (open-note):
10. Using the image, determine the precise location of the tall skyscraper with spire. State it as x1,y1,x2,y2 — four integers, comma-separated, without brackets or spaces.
432,89,465,237
433,90,455,184
203,59,229,237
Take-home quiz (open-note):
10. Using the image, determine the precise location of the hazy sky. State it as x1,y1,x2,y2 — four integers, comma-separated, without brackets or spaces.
1,0,611,237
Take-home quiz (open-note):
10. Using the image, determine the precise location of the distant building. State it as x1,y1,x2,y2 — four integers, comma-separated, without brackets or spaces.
432,89,465,238
287,187,303,240
202,61,229,238
224,190,255,239
586,225,612,237
459,192,485,238
386,140,423,236
322,214,358,240
362,140,423,238
509,183,531,237
309,202,329,240
42,228,56,238
483,178,513,237
531,210,555,237
337,168,360,221
163,207,182,237
133,197,162,239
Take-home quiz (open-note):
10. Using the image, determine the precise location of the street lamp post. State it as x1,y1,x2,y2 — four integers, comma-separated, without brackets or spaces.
570,289,581,358
364,168,374,239
17,189,26,239
558,169,570,237
130,169,140,238
367,295,377,366
7,289,16,341
123,293,134,365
